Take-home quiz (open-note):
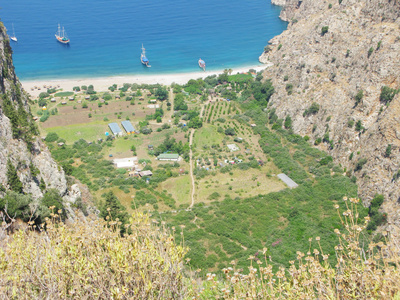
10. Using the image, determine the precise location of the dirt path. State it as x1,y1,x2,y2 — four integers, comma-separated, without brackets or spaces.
200,104,205,118
188,101,207,208
189,128,196,208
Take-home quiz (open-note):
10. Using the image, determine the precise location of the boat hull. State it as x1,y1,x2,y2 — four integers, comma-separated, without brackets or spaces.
141,54,150,67
55,35,69,44
10,37,17,42
198,60,206,71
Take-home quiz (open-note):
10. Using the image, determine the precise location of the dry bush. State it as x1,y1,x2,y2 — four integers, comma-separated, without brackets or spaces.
0,210,187,299
191,197,400,299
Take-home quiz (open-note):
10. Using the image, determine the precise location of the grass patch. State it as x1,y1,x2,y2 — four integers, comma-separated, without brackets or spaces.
42,122,109,144
158,175,191,206
55,91,74,97
193,125,224,149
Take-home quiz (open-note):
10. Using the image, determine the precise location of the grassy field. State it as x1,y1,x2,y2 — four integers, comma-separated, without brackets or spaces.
195,165,285,204
158,175,191,206
193,126,224,149
41,121,109,144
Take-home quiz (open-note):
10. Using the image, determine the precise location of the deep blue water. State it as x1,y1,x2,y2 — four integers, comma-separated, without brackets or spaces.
1,0,286,80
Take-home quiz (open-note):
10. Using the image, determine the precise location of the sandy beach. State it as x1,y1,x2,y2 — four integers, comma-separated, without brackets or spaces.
21,64,271,98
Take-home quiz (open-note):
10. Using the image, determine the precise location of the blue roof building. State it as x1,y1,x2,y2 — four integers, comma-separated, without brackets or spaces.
108,123,123,136
121,120,136,134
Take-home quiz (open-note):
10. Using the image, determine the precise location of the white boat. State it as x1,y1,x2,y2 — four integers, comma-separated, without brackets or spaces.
55,24,70,44
198,58,206,71
10,23,17,42
141,44,151,67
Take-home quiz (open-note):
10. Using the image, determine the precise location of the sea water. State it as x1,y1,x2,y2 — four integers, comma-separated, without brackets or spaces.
1,0,287,80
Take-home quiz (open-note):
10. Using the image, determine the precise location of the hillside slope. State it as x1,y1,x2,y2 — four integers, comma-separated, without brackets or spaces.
261,0,400,229
0,23,79,212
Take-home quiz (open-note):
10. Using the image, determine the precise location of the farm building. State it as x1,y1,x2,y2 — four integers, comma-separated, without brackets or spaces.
139,170,153,177
113,157,138,168
121,120,136,134
108,123,123,136
277,173,298,189
51,98,56,102
157,153,180,161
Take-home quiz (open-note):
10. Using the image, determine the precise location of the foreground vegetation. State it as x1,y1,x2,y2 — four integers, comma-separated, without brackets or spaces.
0,200,398,299
0,211,187,299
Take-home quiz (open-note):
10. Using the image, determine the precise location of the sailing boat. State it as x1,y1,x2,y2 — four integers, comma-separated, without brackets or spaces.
198,58,206,71
10,23,17,42
55,24,70,44
141,44,151,67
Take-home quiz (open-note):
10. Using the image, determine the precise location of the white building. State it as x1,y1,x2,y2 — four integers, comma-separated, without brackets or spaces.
113,157,138,168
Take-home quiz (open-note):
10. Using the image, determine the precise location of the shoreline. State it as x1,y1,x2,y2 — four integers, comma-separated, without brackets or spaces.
21,64,271,98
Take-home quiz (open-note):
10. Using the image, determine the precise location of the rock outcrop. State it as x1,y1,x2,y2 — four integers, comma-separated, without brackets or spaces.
0,23,79,209
260,0,400,228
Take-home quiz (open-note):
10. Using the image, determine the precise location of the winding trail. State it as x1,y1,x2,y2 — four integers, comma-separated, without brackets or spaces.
188,102,206,208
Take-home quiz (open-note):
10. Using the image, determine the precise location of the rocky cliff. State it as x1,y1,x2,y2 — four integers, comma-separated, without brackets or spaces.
0,23,80,210
261,0,400,229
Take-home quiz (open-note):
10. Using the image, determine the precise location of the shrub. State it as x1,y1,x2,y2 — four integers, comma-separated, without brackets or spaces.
347,118,354,128
384,144,392,157
355,90,363,105
225,127,236,136
6,161,23,193
321,26,329,36
208,192,221,200
354,158,367,171
39,92,50,99
368,47,374,58
285,83,293,95
284,115,292,129
38,98,47,107
355,120,363,132
45,132,59,142
304,102,320,116
39,111,50,122
380,86,398,104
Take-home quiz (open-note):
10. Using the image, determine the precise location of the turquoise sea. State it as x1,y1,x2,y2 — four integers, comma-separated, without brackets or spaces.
1,0,287,80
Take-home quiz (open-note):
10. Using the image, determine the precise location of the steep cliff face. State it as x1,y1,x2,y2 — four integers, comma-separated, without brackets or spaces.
0,23,78,205
261,0,400,227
